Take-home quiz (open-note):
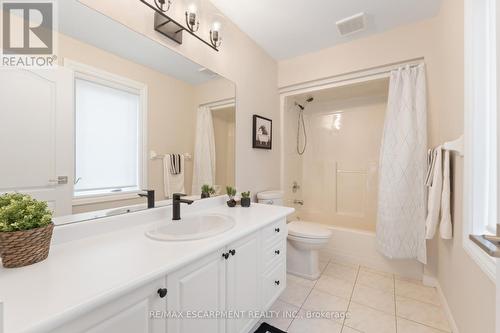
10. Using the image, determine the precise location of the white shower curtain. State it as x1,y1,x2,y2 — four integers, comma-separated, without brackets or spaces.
192,106,216,195
376,65,427,264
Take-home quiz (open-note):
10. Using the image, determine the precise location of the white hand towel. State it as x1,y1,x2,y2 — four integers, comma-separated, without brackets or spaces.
163,154,185,198
439,150,452,239
425,146,442,239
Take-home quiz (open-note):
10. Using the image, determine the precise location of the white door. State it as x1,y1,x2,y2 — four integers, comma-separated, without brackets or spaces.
226,234,260,333
167,249,226,333
0,68,73,216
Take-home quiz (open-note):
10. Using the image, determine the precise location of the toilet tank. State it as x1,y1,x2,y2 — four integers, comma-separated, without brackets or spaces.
257,190,284,206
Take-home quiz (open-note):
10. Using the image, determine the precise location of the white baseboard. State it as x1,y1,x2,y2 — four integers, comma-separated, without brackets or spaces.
435,282,460,333
422,275,439,287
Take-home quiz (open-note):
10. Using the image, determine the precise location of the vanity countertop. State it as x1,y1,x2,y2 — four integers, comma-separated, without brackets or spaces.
0,200,294,333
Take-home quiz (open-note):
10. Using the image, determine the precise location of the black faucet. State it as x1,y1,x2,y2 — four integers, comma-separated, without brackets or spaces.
172,193,194,220
138,190,155,209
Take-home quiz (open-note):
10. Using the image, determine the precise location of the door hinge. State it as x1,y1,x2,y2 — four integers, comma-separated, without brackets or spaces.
48,176,68,185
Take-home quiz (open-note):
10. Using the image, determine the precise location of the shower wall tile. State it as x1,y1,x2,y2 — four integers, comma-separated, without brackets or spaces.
284,94,386,231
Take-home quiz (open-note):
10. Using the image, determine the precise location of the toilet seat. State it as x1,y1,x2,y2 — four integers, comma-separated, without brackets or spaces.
287,221,331,239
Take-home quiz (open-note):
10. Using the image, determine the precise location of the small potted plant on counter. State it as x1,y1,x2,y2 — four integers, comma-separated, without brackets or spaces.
226,186,237,207
241,191,251,207
200,184,216,199
0,193,54,268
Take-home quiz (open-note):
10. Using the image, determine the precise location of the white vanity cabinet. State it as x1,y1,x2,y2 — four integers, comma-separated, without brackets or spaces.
167,218,287,333
226,233,261,333
52,278,167,333
166,248,227,333
49,218,287,333
166,233,261,333
260,219,287,311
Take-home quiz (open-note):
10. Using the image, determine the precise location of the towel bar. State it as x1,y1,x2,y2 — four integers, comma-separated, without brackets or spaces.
442,135,464,156
150,150,192,161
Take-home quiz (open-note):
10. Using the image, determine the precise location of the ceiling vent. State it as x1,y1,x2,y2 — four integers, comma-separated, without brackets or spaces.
336,12,366,37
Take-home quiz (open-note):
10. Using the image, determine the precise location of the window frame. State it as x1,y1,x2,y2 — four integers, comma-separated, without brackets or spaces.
463,0,497,282
65,59,148,205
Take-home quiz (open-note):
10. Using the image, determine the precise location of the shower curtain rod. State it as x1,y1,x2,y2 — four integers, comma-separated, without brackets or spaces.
279,57,425,95
199,98,236,110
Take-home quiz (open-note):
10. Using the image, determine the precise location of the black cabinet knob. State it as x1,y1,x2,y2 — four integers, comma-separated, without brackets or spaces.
275,250,280,255
222,252,230,260
275,228,280,233
157,288,167,298
229,249,236,256
274,280,280,286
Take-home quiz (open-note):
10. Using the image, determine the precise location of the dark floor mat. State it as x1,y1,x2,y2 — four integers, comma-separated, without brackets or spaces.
254,322,287,333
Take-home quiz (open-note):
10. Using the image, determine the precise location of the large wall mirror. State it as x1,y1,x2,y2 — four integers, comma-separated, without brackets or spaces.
0,1,236,223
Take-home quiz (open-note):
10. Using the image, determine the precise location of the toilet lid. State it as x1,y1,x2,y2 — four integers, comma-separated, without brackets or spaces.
287,221,331,239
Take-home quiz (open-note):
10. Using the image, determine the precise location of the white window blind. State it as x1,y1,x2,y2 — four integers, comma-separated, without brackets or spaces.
74,78,141,196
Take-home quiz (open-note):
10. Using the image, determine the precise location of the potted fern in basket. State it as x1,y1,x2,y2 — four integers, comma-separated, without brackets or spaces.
241,191,251,207
226,186,237,207
0,193,54,268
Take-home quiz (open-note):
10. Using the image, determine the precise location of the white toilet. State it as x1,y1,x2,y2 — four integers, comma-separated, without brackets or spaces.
257,190,332,280
286,221,332,280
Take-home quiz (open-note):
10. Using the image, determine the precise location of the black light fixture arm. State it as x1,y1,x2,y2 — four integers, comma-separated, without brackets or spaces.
140,0,219,51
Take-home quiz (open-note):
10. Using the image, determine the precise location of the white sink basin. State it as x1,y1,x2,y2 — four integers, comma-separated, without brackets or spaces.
146,213,236,241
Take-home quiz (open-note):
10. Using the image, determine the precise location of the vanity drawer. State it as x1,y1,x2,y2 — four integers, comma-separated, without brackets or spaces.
263,238,286,271
262,260,286,310
263,218,286,247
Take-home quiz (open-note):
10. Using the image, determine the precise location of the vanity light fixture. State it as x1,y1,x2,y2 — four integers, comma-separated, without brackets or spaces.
209,16,223,48
140,0,221,51
185,0,200,32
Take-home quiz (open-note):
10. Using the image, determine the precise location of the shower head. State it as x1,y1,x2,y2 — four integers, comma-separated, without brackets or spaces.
294,96,313,111
295,102,305,110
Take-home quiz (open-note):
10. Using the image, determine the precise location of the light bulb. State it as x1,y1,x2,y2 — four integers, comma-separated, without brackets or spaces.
187,3,197,14
212,21,221,32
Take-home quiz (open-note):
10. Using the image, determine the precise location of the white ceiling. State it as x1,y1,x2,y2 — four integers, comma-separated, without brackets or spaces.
210,0,442,60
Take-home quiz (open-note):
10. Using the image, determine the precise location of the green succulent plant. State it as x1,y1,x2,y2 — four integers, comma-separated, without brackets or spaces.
201,184,216,194
241,191,251,198
0,193,52,232
226,186,237,199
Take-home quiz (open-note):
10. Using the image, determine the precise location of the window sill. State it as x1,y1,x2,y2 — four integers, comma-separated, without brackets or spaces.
72,191,141,206
463,236,497,283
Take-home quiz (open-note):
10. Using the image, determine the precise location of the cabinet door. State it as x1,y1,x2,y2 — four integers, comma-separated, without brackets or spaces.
167,249,226,333
226,234,261,333
53,278,167,333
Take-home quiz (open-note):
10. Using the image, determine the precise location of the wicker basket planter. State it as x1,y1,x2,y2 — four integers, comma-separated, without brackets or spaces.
0,222,54,268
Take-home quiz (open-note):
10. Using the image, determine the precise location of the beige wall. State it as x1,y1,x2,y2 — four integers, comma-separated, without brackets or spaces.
80,0,280,199
278,0,495,332
434,2,496,333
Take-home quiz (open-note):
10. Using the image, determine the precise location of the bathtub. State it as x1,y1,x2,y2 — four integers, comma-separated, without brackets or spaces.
288,221,424,280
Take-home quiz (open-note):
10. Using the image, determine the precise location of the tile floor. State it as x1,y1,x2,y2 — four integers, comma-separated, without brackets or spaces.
266,258,452,333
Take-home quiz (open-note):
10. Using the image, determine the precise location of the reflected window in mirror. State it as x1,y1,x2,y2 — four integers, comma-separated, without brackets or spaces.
72,62,147,200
